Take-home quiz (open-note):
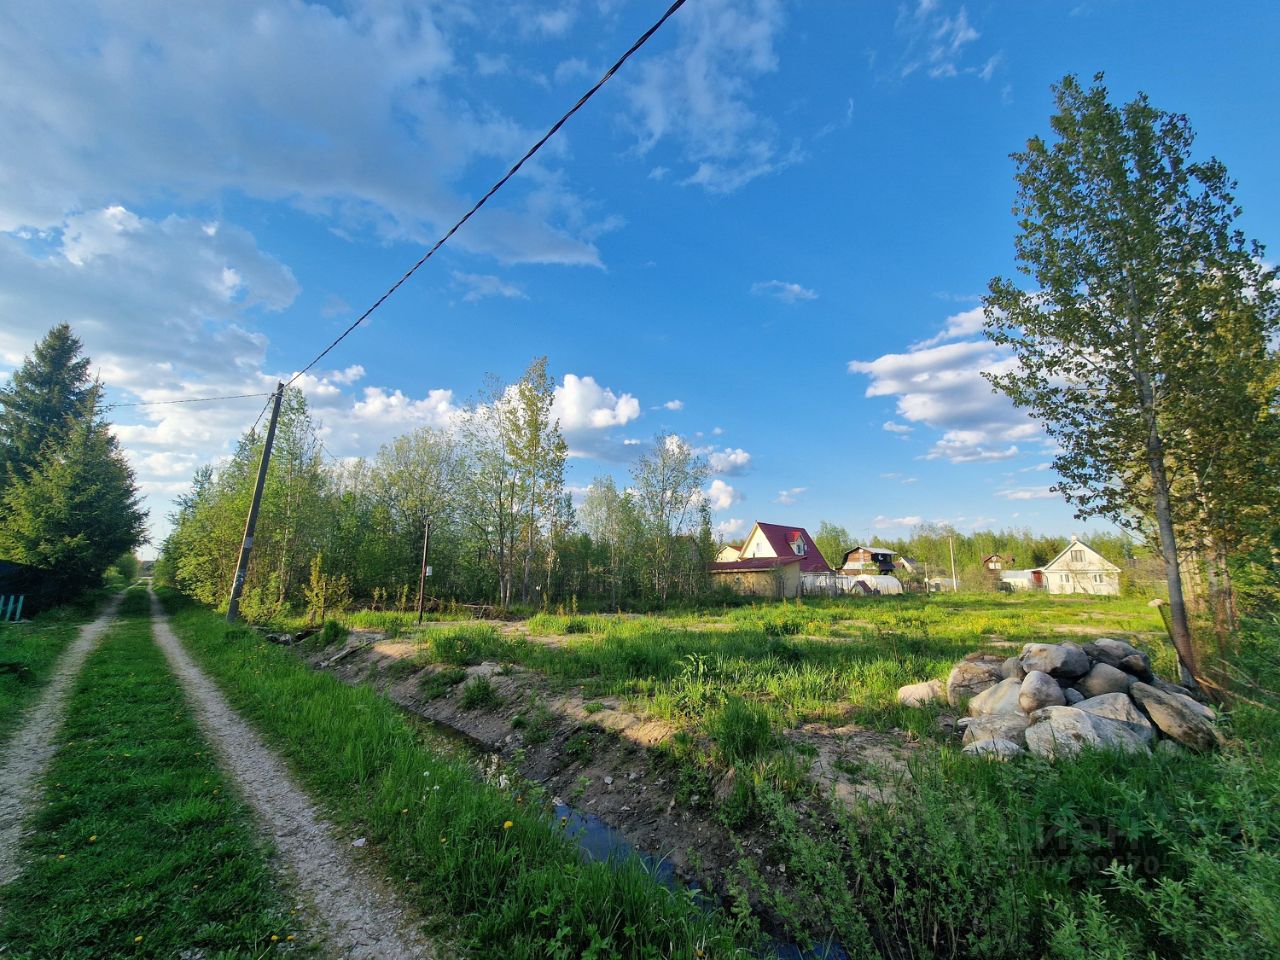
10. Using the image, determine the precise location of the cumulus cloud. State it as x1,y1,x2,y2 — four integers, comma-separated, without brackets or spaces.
750,279,818,302
912,306,987,348
624,0,797,193
995,486,1059,501
0,1,608,265
551,373,642,459
883,421,913,434
662,399,684,411
849,326,1040,463
773,486,806,505
706,447,752,475
451,271,527,302
873,515,923,529
716,517,747,539
704,479,740,511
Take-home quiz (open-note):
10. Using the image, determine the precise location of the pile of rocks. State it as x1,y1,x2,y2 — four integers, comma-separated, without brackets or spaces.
897,638,1221,760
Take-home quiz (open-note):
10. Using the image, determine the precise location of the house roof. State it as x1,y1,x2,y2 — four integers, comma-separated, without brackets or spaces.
709,555,801,573
845,545,898,556
1041,537,1121,573
751,521,832,573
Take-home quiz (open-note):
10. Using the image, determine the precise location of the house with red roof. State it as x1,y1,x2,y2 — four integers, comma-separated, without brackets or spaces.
709,521,831,597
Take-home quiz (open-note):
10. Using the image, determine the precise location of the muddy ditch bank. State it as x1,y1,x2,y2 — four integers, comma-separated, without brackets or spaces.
290,630,922,945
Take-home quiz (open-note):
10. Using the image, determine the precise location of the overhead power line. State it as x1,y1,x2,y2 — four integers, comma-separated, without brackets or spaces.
284,0,689,389
105,391,274,411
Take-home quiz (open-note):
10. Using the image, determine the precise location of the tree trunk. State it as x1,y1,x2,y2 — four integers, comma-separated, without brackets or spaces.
1136,368,1199,686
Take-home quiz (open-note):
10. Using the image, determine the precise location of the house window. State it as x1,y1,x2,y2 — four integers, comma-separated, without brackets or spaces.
1093,573,1104,584
1060,573,1070,583
792,537,806,556
1070,549,1084,563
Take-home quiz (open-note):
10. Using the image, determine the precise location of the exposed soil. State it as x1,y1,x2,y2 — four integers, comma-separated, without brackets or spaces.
0,594,122,888
301,628,921,931
149,594,436,960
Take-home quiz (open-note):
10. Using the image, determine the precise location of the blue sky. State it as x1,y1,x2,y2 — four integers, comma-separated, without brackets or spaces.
2,0,1277,554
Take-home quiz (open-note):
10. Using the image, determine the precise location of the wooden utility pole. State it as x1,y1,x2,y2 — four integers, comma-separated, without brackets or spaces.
416,516,432,624
226,383,284,622
948,535,958,593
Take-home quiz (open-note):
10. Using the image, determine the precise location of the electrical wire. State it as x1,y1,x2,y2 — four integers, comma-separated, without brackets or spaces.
105,391,273,411
284,0,688,388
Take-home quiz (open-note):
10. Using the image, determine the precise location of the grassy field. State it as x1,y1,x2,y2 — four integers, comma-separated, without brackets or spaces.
0,589,114,748
343,592,1280,959
159,588,746,959
0,588,296,959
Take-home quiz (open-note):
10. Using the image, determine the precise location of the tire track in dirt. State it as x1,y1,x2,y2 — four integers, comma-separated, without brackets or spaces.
147,592,436,960
0,593,123,887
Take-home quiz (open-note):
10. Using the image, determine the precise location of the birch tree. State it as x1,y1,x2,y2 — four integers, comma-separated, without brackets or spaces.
984,74,1279,684
630,435,708,603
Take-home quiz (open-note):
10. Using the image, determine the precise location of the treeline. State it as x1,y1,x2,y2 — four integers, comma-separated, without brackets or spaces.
158,359,718,619
0,325,145,604
812,521,1147,590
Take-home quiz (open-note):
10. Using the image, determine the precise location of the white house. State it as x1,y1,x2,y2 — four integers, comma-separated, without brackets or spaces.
1000,537,1121,596
1040,537,1122,595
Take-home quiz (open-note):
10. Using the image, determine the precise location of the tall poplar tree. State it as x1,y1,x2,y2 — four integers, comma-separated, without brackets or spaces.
984,74,1279,684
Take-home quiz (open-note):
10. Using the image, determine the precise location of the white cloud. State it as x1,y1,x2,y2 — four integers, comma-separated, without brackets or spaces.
553,57,593,85
663,399,684,411
750,279,818,302
912,306,987,348
624,0,796,193
451,271,528,303
0,1,608,266
350,387,460,428
553,374,640,431
873,514,923,529
705,479,740,511
995,486,1059,501
716,517,746,539
773,486,806,505
898,2,983,80
706,447,752,475
883,420,913,434
849,332,1040,464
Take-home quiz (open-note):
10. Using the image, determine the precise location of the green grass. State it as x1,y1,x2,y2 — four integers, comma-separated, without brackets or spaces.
0,590,114,748
0,588,295,959
459,676,500,710
423,624,526,666
157,589,749,959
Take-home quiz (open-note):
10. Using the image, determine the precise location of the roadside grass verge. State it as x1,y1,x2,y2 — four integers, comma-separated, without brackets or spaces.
0,588,295,959
157,589,747,959
0,588,115,748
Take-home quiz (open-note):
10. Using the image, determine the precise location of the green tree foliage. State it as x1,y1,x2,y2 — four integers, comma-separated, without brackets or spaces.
0,414,146,600
814,521,852,569
0,323,93,493
629,435,710,603
983,74,1279,681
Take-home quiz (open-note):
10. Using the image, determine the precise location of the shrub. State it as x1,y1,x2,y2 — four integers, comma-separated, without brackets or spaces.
709,696,774,765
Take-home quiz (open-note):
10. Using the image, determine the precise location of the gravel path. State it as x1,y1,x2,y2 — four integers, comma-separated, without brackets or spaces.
0,594,123,886
147,592,436,960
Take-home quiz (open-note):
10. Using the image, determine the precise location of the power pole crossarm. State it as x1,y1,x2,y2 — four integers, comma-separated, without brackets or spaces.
227,383,284,623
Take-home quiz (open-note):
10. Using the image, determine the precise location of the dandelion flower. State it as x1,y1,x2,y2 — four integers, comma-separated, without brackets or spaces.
287,935,296,941
134,936,143,943
88,835,97,843
439,836,447,845
271,935,280,942
57,854,66,860
401,808,409,814
503,820,514,830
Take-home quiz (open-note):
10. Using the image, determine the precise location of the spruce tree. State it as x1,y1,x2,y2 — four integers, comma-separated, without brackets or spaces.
0,323,94,490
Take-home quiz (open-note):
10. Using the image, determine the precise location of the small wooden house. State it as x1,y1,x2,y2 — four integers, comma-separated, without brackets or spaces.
998,537,1121,596
709,521,831,598
840,546,898,576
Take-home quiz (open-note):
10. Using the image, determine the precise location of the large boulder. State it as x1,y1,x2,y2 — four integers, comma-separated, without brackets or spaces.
963,713,1031,747
1063,687,1085,705
1092,638,1153,680
1085,714,1154,754
968,677,1026,717
1076,693,1155,743
1019,642,1090,680
1025,706,1102,759
962,738,1024,760
1075,663,1132,699
1001,656,1027,681
897,679,944,708
1130,682,1220,752
1117,654,1154,681
947,659,1005,706
1019,670,1065,713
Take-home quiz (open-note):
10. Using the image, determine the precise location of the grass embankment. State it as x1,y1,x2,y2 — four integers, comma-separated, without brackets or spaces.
0,588,296,959
0,588,114,748
418,595,1280,958
157,589,746,959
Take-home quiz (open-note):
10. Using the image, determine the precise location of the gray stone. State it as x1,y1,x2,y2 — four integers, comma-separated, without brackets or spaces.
1025,707,1102,759
1168,690,1216,722
897,679,944,708
1019,670,1065,713
1117,653,1154,681
962,713,1031,747
1076,663,1133,698
1019,641,1090,680
1151,676,1195,699
946,660,1005,706
1155,738,1187,758
1131,682,1220,752
968,677,1026,717
1001,656,1026,680
1094,638,1143,661
1086,714,1153,754
1063,687,1085,705
1075,692,1150,732
962,737,1024,760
